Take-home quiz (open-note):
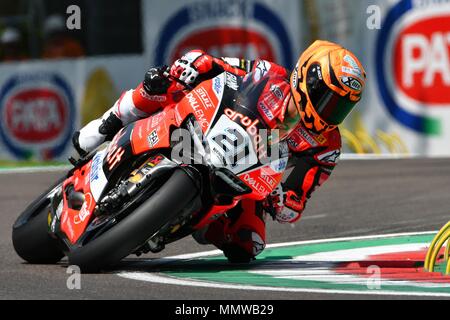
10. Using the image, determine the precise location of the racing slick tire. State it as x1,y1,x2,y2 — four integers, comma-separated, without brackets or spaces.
12,180,65,264
67,169,199,273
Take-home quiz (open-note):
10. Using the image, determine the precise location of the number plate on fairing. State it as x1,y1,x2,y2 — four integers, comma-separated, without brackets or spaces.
206,115,258,174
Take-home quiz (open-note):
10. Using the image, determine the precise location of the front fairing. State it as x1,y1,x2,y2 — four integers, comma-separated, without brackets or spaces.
204,73,289,197
177,72,290,199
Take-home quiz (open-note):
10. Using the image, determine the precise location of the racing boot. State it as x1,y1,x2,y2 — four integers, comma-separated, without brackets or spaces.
72,111,123,157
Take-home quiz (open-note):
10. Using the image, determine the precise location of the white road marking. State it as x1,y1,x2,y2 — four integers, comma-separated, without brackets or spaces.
301,213,328,220
340,154,450,160
2,154,448,175
131,231,437,264
251,243,450,289
291,243,425,262
119,272,450,298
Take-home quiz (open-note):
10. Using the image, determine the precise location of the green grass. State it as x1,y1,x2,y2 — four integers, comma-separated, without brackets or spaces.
0,159,67,168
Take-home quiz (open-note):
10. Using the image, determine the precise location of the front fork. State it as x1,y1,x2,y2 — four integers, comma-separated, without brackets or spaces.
97,154,179,214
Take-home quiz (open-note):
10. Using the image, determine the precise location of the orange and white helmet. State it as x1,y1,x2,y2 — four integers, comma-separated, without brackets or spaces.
290,40,366,133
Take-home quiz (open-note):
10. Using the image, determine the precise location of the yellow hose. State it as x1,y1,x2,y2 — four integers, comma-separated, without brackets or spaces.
356,131,382,154
424,221,450,270
340,128,365,154
447,258,450,275
389,133,409,154
376,130,397,153
445,237,450,262
428,229,450,272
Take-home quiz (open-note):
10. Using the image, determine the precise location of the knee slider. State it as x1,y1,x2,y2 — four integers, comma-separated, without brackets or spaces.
222,243,254,263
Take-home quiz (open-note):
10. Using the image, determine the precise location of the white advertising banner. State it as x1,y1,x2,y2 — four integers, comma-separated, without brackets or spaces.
1,0,448,159
143,0,305,69
0,56,146,160
0,0,305,161
309,0,450,155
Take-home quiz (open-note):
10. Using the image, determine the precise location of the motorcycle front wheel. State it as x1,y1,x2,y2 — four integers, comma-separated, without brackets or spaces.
68,169,200,273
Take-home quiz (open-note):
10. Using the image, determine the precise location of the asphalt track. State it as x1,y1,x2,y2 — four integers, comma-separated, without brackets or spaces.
1,158,449,300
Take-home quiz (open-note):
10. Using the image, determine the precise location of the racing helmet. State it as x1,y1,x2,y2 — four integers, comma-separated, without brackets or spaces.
290,40,366,133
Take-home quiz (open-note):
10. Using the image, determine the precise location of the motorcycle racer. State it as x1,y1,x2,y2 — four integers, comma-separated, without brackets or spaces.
73,40,366,262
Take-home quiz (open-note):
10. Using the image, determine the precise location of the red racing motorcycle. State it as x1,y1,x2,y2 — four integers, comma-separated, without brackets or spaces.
12,71,289,272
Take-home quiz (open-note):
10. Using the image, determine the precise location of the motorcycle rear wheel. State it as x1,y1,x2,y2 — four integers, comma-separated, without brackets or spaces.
12,179,65,264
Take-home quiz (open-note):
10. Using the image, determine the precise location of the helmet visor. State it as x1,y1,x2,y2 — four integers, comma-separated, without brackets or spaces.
306,64,356,125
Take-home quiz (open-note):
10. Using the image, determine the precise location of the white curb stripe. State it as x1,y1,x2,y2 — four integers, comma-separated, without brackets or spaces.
340,153,450,160
0,154,448,175
133,231,438,262
119,272,450,298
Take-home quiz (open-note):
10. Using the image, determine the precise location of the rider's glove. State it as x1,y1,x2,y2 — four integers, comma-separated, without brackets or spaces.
143,66,172,95
264,184,303,224
170,50,214,85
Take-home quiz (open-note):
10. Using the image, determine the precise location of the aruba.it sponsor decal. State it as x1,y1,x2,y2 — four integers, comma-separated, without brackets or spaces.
375,0,450,135
0,73,75,159
154,0,293,68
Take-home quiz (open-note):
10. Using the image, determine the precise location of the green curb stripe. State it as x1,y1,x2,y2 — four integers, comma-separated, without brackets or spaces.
160,234,450,294
166,270,450,294
205,234,435,261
